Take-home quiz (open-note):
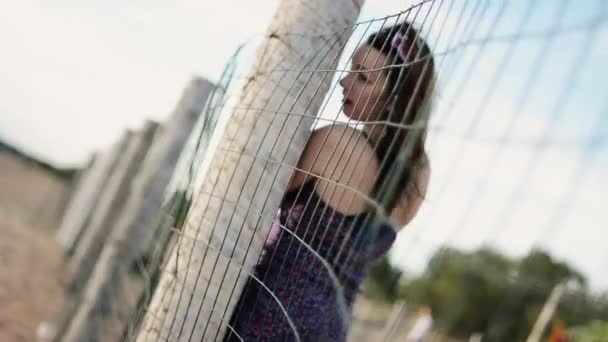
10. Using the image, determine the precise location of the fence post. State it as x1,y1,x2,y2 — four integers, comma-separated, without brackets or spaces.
135,0,364,340
54,153,95,229
526,281,570,342
61,77,215,342
55,134,129,254
67,121,159,291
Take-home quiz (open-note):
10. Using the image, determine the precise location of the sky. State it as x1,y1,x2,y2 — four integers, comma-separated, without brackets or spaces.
1,0,607,290
388,0,608,291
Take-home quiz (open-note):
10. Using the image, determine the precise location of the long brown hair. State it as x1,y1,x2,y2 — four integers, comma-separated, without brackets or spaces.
366,22,435,213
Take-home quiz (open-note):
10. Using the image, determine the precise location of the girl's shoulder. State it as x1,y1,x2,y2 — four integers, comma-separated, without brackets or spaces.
306,124,379,176
307,124,376,161
295,124,378,214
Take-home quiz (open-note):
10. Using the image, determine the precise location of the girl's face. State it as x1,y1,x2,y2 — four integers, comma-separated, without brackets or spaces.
339,44,391,122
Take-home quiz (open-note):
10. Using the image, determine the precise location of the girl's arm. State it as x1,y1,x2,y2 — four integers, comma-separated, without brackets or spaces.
390,156,430,227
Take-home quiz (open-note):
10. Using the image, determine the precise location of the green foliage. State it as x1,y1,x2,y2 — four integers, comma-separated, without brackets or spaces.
364,256,402,302
398,248,521,338
568,320,608,341
558,292,608,328
131,190,192,273
171,190,193,230
365,246,608,341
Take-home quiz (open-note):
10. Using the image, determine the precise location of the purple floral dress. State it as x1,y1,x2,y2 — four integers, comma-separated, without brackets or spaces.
226,180,396,341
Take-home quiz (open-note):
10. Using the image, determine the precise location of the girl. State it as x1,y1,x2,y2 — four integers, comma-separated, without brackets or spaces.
227,22,434,341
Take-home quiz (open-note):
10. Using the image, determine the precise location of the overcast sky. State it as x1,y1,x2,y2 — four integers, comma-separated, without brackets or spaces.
1,0,606,290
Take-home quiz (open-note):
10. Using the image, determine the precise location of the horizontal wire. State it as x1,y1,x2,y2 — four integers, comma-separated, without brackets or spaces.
137,299,245,342
215,146,392,221
163,223,303,342
225,15,607,79
124,1,608,340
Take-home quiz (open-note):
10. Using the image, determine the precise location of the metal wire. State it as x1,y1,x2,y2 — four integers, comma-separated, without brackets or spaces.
112,1,608,341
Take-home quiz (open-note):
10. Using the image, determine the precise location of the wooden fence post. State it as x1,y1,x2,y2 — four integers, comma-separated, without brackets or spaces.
67,121,158,291
136,0,364,340
61,77,215,342
55,134,129,254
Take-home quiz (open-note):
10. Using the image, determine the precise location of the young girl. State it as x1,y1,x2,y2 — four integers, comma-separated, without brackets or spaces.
227,22,434,341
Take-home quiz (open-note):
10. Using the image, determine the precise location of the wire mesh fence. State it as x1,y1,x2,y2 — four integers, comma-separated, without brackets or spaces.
53,0,608,341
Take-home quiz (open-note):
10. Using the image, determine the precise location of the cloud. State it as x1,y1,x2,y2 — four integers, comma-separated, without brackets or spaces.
0,0,279,166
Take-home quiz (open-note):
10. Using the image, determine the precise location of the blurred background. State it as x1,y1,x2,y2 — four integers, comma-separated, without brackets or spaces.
0,0,606,341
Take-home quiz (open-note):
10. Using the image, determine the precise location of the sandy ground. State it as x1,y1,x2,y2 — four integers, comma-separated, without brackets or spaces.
0,152,72,231
0,218,65,342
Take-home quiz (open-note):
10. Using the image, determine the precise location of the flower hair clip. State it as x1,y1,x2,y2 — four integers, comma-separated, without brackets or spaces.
391,32,410,61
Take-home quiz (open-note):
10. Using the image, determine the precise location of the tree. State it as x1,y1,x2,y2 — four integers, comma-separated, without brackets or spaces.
364,256,402,302
397,247,516,338
388,247,605,341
